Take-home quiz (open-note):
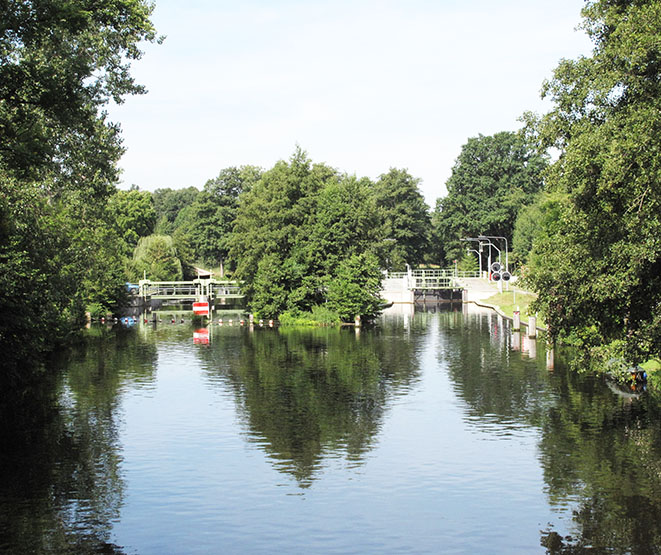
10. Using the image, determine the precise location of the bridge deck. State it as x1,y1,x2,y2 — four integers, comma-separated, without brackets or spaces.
139,279,244,300
386,269,478,290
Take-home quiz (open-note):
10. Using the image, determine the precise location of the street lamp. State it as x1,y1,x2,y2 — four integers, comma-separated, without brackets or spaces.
478,235,509,273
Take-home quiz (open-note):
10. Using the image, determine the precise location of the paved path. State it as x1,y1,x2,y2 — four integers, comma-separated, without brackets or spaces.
457,277,502,302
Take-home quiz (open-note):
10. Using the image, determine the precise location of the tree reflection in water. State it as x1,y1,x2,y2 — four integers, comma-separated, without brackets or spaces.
443,307,661,553
0,326,157,554
198,324,424,487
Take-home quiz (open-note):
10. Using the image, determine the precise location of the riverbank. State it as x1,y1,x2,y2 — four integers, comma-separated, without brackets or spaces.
460,278,659,392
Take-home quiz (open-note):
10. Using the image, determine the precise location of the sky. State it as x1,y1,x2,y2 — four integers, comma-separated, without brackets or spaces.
108,0,593,207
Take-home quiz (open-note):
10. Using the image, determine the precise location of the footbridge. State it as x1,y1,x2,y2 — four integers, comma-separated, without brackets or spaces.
382,269,479,303
138,278,243,301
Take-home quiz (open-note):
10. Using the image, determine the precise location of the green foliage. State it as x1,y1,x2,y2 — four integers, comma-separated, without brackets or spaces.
107,189,156,253
374,168,431,270
129,235,183,282
432,131,548,264
326,253,384,321
229,148,391,320
174,166,261,268
512,191,567,266
153,187,199,234
0,0,159,383
304,174,380,277
457,251,479,273
279,306,341,327
0,0,158,187
229,148,338,316
526,0,661,364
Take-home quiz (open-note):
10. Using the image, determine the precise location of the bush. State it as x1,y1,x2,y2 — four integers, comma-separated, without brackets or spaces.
279,306,341,327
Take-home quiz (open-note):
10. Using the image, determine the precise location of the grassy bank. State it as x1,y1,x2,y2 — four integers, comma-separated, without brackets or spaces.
482,290,543,327
482,289,661,392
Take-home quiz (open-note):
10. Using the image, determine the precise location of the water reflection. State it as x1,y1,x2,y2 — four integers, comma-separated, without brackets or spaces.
2,308,661,553
0,327,157,554
452,306,661,552
196,324,424,487
445,307,552,428
537,368,661,552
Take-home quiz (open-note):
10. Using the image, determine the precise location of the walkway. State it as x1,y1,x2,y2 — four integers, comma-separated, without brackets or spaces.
456,277,501,302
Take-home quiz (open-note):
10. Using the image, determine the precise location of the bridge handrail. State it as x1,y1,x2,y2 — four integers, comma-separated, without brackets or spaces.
384,269,480,280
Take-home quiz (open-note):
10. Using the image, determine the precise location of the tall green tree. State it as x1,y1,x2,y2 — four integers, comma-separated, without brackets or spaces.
129,235,183,282
153,186,200,235
107,188,157,253
303,175,380,279
526,0,661,364
175,166,261,268
229,148,337,316
373,168,430,270
326,252,384,321
0,0,158,382
432,131,548,264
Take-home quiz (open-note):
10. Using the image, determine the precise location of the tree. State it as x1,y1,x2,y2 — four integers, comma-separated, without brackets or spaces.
229,148,385,320
511,191,567,267
229,148,337,316
175,166,261,268
373,168,430,270
107,189,157,253
152,187,199,235
525,0,661,364
0,0,159,190
432,131,548,264
303,175,380,279
0,0,158,382
129,235,183,282
327,253,384,321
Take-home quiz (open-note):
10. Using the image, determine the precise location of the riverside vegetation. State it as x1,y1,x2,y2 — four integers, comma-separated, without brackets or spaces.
0,0,660,390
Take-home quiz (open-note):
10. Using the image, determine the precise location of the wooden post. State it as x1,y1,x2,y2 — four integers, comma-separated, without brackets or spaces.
513,309,520,331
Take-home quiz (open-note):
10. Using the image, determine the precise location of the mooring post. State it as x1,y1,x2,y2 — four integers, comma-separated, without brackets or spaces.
513,308,521,331
528,315,537,338
546,344,555,370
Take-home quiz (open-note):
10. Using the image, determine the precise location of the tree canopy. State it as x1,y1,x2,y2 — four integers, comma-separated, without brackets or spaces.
432,131,548,264
525,0,661,365
0,0,159,383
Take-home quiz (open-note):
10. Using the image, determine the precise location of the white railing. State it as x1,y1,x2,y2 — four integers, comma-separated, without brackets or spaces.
382,268,480,290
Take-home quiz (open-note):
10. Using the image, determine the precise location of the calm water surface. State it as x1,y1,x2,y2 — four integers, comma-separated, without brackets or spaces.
1,305,660,554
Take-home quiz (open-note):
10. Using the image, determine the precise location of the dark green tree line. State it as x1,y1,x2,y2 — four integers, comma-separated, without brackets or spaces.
525,0,661,366
227,149,430,320
0,0,159,383
432,131,548,265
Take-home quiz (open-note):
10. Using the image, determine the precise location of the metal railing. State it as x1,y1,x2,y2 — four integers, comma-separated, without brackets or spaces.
138,278,243,300
383,269,480,290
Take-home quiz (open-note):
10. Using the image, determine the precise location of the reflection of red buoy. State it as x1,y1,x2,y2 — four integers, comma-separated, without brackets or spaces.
193,328,210,345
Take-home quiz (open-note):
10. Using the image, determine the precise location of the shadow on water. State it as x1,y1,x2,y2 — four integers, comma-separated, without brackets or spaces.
195,322,425,488
445,305,661,553
0,326,157,554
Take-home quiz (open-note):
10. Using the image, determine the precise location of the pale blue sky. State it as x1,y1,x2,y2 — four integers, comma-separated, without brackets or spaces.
109,0,592,206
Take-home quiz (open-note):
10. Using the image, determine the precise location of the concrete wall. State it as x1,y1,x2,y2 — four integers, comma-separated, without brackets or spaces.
381,277,415,304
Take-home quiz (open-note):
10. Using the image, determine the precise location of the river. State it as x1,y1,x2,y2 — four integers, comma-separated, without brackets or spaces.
1,304,660,554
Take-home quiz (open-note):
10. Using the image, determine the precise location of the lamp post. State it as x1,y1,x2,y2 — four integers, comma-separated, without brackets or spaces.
479,239,501,274
478,235,508,273
460,237,482,277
